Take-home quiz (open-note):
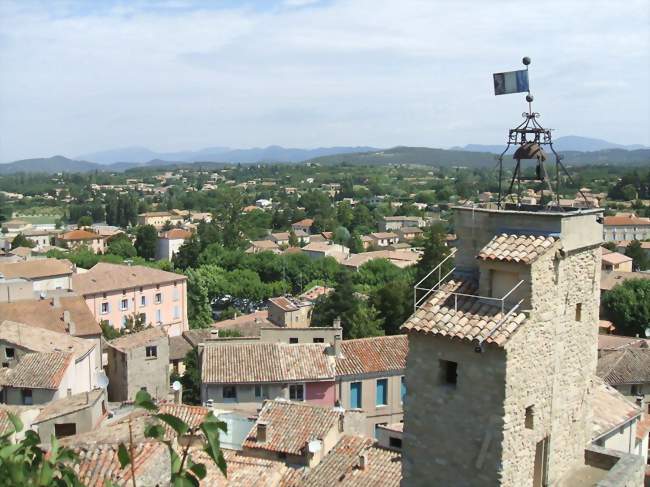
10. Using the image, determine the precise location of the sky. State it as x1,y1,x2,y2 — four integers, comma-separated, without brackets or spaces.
0,0,648,162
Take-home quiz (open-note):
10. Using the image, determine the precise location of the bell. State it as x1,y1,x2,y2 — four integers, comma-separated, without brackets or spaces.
513,142,547,161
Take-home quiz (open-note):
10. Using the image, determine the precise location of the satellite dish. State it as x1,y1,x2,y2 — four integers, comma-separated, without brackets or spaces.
96,372,109,389
172,381,182,392
307,440,322,454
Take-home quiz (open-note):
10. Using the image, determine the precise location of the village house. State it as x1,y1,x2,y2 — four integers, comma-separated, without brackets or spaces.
267,296,314,328
1,219,32,234
379,216,424,232
341,250,420,271
598,347,650,404
375,422,403,450
211,310,276,336
22,228,54,249
0,258,74,291
600,270,650,293
55,229,106,254
291,218,314,234
156,228,192,261
369,232,399,247
616,240,650,259
602,214,650,242
245,240,281,254
301,242,349,261
601,249,633,272
397,226,424,242
136,211,184,228
72,262,189,336
106,326,170,402
400,205,645,486
200,342,336,410
0,323,100,406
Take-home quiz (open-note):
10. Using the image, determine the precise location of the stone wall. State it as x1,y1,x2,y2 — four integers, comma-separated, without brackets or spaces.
401,334,507,486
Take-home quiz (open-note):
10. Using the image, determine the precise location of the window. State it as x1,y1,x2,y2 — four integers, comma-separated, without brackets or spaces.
631,384,641,396
525,405,535,430
173,306,180,320
350,382,362,409
440,360,458,388
575,303,582,322
101,302,109,314
121,316,128,328
5,348,15,359
155,293,162,304
145,346,157,358
173,287,179,301
139,313,146,324
401,376,406,404
389,437,403,449
223,386,237,399
140,386,147,392
156,309,162,323
54,423,77,439
120,298,128,311
140,295,147,307
22,389,33,405
255,385,262,399
289,337,298,344
289,384,304,401
313,337,324,343
376,379,388,406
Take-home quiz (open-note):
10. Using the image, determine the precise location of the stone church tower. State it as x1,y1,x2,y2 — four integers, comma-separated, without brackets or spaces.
401,207,603,486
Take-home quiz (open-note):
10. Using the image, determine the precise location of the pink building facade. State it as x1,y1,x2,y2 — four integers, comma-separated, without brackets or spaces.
72,263,189,337
305,380,336,406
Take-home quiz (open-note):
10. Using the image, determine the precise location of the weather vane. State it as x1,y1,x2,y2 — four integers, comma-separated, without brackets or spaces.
492,57,587,210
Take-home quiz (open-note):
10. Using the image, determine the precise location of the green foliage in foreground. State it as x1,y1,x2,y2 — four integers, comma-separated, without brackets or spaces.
0,390,228,486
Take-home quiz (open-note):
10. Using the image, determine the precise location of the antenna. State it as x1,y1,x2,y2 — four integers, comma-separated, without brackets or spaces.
495,57,589,210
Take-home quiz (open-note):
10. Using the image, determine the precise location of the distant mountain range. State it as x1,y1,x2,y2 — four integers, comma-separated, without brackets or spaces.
0,137,647,175
453,135,648,154
76,145,379,165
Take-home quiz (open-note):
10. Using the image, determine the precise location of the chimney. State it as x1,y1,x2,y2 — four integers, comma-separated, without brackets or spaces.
333,316,342,329
257,422,268,443
67,388,72,398
51,296,61,308
358,453,368,471
334,333,342,358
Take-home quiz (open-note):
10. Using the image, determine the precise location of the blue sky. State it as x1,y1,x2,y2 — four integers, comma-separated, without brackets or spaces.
0,0,648,161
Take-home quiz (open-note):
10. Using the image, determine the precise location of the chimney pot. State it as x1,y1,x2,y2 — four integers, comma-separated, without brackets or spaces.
257,422,268,443
358,453,368,471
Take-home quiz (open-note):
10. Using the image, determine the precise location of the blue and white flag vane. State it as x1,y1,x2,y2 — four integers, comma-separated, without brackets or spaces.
493,69,529,95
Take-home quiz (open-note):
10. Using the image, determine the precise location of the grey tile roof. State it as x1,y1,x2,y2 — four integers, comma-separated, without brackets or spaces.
597,348,650,385
0,351,73,389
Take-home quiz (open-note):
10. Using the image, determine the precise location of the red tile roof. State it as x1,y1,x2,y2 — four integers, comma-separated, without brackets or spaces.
72,262,186,294
0,258,74,279
201,342,335,384
243,400,341,455
192,448,293,486
297,435,402,486
161,228,192,240
108,326,167,352
336,335,407,377
477,234,558,264
401,279,527,347
603,215,650,226
601,252,633,266
59,229,103,241
0,351,73,389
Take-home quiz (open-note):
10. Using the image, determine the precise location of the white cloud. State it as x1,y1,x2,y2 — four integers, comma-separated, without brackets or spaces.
0,0,648,161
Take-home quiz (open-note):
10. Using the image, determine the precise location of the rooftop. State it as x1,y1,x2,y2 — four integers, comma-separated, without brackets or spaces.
477,234,558,264
169,334,193,361
597,348,650,385
0,351,73,389
72,262,186,295
603,215,650,226
601,271,650,291
598,334,649,351
161,228,192,240
211,310,276,336
243,399,341,456
0,320,95,360
192,448,294,486
201,342,334,384
336,335,407,377
0,295,101,337
297,435,402,486
592,378,641,440
33,389,105,424
402,279,527,347
0,258,74,280
601,251,633,266
108,326,168,353
58,229,102,241
268,295,310,312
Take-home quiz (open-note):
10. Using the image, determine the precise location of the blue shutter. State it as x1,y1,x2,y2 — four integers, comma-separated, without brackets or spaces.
401,376,406,403
376,379,387,406
350,382,362,409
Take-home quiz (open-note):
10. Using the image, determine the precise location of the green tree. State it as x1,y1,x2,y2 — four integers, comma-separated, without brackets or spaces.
185,268,213,328
625,240,650,271
77,215,93,228
602,279,650,337
107,233,137,258
346,302,384,339
288,230,299,248
370,279,413,335
180,348,202,404
135,224,158,259
100,320,121,340
10,233,35,249
415,223,453,288
173,235,202,271
602,241,617,252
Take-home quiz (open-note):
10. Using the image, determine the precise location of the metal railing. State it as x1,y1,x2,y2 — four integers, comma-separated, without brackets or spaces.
413,249,457,311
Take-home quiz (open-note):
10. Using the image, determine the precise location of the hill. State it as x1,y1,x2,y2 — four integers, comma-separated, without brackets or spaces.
456,136,648,154
0,156,101,175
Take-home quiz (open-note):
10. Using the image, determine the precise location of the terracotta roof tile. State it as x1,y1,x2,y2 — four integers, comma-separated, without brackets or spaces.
603,215,650,226
601,271,650,291
297,435,401,486
477,234,558,264
34,389,105,424
592,378,641,439
169,335,193,361
201,342,335,384
401,279,527,347
601,252,633,266
336,336,407,377
597,348,650,385
59,229,103,241
109,326,167,352
598,335,649,351
72,442,169,487
0,258,74,279
193,448,294,486
0,351,73,389
72,262,186,294
0,320,95,359
161,228,192,240
243,400,341,455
